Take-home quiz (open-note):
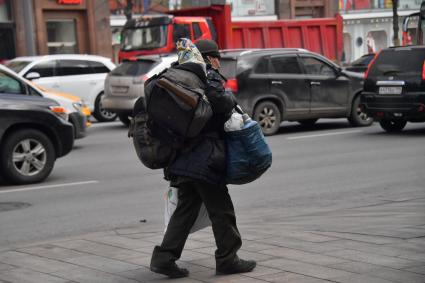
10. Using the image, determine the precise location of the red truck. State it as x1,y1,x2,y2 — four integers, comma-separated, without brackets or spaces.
119,4,343,62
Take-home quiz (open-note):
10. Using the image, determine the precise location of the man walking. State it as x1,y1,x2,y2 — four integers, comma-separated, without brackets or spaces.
149,39,256,278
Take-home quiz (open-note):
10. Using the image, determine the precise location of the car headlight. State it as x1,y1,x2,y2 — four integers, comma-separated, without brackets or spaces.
49,106,69,121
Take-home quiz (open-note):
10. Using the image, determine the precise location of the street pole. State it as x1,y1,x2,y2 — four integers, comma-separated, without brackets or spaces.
22,0,36,55
392,0,400,46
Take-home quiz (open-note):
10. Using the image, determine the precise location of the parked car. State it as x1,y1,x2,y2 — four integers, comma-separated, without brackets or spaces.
361,45,425,132
219,48,373,135
6,54,117,122
0,64,88,139
344,53,375,74
0,71,74,184
102,54,178,126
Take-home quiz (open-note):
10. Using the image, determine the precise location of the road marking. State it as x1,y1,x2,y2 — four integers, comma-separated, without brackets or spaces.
0,180,99,194
286,130,363,140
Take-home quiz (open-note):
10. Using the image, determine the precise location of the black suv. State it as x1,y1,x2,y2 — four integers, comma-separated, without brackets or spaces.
0,87,74,184
361,46,425,132
220,49,373,135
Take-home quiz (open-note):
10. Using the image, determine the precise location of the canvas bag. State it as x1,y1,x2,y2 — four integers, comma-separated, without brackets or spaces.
164,187,211,233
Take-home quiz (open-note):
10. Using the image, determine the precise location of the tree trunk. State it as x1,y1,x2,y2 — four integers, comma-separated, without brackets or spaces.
392,0,400,46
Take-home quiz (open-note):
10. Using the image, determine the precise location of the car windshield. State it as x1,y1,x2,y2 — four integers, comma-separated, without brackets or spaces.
369,49,425,77
350,54,374,66
6,61,32,73
111,59,159,76
121,25,168,51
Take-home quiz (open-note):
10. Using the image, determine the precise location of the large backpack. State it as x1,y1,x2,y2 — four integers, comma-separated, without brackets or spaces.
129,65,212,169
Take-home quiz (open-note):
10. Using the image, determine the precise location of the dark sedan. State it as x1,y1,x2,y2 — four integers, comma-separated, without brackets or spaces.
220,49,373,135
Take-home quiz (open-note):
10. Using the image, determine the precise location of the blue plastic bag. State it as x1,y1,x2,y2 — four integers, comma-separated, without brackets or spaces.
226,121,272,185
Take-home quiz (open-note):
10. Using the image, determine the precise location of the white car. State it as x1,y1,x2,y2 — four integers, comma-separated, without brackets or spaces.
102,54,178,125
6,54,117,122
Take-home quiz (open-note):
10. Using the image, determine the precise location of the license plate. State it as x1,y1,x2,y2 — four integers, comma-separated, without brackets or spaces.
379,86,402,95
112,86,129,93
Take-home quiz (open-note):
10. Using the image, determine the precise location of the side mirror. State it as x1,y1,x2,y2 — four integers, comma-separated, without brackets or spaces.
25,72,41,80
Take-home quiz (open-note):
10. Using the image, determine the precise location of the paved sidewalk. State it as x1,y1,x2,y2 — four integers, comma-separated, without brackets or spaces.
1,197,424,282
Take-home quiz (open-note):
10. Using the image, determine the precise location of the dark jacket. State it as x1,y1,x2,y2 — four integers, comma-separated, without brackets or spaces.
168,64,236,185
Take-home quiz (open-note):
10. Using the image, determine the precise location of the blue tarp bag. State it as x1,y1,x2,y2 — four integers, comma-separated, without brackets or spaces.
225,114,272,185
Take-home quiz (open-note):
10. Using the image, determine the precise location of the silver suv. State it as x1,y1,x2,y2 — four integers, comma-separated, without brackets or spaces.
102,54,177,125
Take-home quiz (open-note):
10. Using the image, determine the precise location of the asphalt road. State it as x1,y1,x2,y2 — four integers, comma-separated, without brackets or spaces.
1,119,424,250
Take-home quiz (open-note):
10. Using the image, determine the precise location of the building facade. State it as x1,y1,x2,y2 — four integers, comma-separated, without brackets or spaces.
0,0,112,62
340,0,421,63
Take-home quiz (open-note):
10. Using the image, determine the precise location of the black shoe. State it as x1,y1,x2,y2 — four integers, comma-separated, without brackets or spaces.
150,262,189,278
216,258,257,275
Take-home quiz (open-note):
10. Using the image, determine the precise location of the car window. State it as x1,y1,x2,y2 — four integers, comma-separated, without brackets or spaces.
111,60,159,76
173,24,190,43
192,23,202,39
28,85,43,96
90,61,111,74
220,58,237,78
28,60,56,78
57,60,93,76
369,49,425,77
6,61,32,73
270,56,302,74
254,58,269,74
301,57,335,76
0,71,24,94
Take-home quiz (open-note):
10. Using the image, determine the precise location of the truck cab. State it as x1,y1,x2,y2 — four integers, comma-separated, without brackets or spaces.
119,15,215,62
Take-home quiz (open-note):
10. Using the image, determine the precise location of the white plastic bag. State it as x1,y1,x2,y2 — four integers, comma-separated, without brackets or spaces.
164,187,211,233
224,111,244,132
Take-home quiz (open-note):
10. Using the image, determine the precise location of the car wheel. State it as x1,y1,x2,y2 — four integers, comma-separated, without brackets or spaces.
0,129,56,184
379,119,407,132
93,92,118,122
253,101,281,136
348,95,373,127
118,114,131,127
297,119,318,127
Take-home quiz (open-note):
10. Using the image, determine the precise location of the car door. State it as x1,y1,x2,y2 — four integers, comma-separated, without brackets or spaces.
299,55,350,116
24,60,59,91
55,59,94,102
268,54,310,118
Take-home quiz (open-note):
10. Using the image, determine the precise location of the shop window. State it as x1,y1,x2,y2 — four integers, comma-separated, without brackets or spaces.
0,0,11,22
46,20,78,54
366,31,387,53
343,33,353,63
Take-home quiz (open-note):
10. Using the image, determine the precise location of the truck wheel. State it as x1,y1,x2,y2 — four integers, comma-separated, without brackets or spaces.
253,101,281,136
0,129,56,184
379,119,407,132
93,92,117,122
118,114,131,127
297,119,318,127
348,95,373,127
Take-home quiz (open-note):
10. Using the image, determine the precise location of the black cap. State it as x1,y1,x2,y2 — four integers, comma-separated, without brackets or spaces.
195,39,220,59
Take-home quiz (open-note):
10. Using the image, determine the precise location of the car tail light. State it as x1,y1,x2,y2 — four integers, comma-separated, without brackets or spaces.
422,60,425,80
364,51,381,79
224,78,238,93
49,106,69,121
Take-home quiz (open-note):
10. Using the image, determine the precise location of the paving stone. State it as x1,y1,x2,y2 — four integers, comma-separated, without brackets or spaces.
17,245,87,260
242,265,282,277
0,263,15,271
52,240,146,260
255,237,342,254
0,251,78,273
324,249,419,269
188,256,216,269
180,250,212,261
184,240,215,250
396,253,425,262
134,246,155,254
270,231,340,243
146,278,203,283
0,268,73,283
260,257,355,280
179,261,214,273
259,247,350,266
64,255,140,273
119,255,151,267
364,266,425,283
312,231,399,245
191,269,269,283
255,271,333,283
237,250,277,262
332,273,396,283
83,235,155,249
403,265,425,275
327,261,384,274
194,246,216,255
52,266,142,283
239,240,279,252
116,266,164,282
324,239,405,257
